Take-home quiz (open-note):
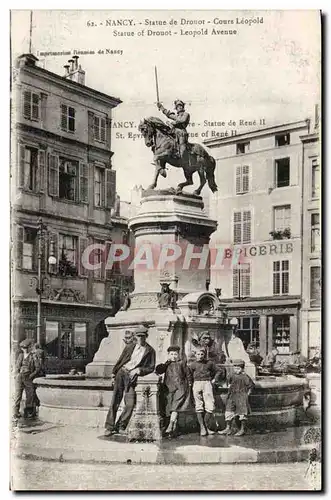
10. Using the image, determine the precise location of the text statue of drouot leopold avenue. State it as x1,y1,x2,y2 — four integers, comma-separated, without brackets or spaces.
33,68,313,444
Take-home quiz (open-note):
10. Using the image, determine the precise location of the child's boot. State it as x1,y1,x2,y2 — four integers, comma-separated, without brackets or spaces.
196,412,208,436
234,419,246,436
218,420,232,435
204,412,216,435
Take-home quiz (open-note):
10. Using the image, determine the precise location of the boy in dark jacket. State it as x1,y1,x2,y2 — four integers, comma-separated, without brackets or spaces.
218,359,254,436
13,339,40,419
188,347,221,436
155,345,192,437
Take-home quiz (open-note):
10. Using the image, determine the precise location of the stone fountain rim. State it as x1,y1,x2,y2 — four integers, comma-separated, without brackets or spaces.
34,374,309,390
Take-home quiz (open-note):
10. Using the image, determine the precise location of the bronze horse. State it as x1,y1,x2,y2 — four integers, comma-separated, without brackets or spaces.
138,117,218,195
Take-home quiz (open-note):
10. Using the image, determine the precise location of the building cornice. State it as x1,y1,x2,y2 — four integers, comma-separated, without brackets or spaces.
300,131,320,143
19,64,122,108
204,120,310,148
16,122,114,159
13,206,129,229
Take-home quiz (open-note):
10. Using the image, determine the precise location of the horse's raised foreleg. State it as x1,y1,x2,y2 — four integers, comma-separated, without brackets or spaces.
176,171,193,194
147,159,165,190
194,168,207,195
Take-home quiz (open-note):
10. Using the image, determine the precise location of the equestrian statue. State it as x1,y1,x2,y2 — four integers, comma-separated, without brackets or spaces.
138,68,218,196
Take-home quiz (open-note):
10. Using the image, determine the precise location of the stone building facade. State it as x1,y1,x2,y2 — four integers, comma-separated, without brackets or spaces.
205,120,310,357
11,53,133,373
300,125,321,357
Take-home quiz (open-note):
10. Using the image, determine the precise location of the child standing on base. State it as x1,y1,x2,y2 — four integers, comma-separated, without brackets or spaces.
219,359,254,436
155,345,192,437
188,347,221,436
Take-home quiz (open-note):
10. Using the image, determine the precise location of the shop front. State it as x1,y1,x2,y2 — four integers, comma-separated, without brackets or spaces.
12,300,113,373
225,297,301,358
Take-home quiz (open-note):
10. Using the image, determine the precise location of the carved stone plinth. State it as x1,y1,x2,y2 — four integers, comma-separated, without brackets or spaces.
126,373,162,442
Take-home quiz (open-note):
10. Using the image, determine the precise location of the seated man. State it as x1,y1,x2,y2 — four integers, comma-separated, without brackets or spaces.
104,325,156,436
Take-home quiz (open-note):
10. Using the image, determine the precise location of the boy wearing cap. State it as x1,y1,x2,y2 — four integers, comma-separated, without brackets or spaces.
155,345,192,437
104,325,156,436
13,339,40,419
188,347,222,436
219,359,255,436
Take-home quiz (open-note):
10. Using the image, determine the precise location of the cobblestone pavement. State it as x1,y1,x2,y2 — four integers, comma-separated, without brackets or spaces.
11,458,313,491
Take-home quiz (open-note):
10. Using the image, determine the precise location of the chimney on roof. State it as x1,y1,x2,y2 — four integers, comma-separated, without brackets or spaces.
68,59,75,72
16,53,39,69
64,64,70,76
64,55,86,85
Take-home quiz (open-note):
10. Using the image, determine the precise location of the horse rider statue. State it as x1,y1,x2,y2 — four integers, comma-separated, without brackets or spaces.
157,99,190,175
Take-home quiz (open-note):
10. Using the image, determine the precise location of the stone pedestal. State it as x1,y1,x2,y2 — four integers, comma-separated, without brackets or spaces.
86,190,219,377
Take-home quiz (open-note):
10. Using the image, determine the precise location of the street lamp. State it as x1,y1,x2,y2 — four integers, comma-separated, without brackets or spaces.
29,218,57,345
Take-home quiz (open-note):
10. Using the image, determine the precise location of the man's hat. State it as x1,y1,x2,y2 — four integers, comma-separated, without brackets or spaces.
167,345,180,353
134,325,148,337
233,359,245,368
174,99,185,107
20,338,33,348
200,331,211,338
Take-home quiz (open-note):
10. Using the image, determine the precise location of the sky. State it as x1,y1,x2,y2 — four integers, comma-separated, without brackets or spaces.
11,10,321,200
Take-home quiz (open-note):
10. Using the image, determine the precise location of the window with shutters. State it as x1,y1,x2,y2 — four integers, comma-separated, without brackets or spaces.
94,166,105,207
273,205,291,232
22,227,38,271
23,90,40,121
273,260,289,295
233,210,251,244
93,116,106,143
275,133,290,147
236,142,250,155
93,239,105,280
233,263,251,298
61,104,75,132
58,234,78,276
235,165,250,194
59,158,78,202
275,158,290,188
311,158,320,199
311,213,320,253
310,266,321,307
21,146,38,192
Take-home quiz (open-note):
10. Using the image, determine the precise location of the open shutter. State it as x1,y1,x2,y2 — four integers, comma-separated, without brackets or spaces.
242,165,249,193
18,144,25,188
105,241,113,280
235,166,241,194
48,154,59,197
61,105,67,130
79,163,89,203
88,111,94,143
16,225,24,270
79,237,89,277
23,91,31,119
233,211,242,244
243,211,251,244
38,149,46,193
106,117,112,149
106,169,116,208
100,118,106,143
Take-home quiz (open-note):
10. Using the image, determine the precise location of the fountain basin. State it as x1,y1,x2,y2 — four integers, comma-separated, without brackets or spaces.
35,374,310,430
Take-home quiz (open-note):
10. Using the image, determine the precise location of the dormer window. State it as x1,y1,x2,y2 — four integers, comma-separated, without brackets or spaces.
236,142,250,155
275,133,290,147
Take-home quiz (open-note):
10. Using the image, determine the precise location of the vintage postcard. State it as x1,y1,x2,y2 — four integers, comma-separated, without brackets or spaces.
10,9,321,491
